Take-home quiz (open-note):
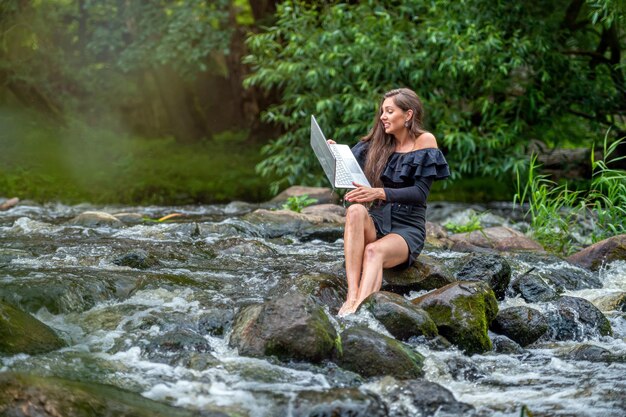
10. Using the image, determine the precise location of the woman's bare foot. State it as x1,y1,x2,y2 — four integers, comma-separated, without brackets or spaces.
338,299,356,316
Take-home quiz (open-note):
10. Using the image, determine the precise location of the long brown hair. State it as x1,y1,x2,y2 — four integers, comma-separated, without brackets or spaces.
361,88,426,187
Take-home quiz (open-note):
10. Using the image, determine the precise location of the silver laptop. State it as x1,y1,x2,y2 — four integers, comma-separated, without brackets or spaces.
310,115,371,189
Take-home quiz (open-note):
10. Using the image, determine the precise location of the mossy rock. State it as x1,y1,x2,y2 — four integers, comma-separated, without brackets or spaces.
365,291,438,341
334,326,424,379
0,372,239,417
0,301,66,355
292,388,387,417
567,234,626,270
382,255,455,294
413,281,498,355
229,293,337,363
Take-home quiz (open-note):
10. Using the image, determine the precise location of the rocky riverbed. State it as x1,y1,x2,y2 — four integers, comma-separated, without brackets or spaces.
0,189,625,416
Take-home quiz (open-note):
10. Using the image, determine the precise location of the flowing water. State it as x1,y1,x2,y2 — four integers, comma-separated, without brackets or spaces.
1,201,624,416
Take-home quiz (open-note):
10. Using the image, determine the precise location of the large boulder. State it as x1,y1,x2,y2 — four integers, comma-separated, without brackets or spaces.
0,372,230,417
490,306,548,347
0,301,66,355
334,326,425,379
382,255,456,294
229,293,337,363
68,211,124,228
455,253,511,300
542,296,613,341
567,234,626,270
413,281,498,355
365,291,438,341
372,376,476,417
270,186,339,205
449,226,544,252
291,389,387,417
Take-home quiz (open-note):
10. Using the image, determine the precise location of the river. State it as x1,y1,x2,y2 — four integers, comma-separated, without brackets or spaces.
1,201,624,416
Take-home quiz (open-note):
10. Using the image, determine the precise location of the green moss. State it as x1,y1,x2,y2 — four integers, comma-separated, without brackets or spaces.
420,284,498,355
0,301,66,355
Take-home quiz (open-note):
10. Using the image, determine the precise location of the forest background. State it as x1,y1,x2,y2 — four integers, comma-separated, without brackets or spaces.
0,0,624,206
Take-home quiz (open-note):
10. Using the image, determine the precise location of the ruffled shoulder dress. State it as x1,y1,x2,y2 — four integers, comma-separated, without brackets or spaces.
352,140,450,268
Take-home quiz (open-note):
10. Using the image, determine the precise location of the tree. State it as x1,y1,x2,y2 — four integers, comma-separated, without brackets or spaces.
244,0,625,193
0,0,268,143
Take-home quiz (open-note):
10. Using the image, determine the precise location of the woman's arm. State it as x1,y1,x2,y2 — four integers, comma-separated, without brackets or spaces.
383,177,434,205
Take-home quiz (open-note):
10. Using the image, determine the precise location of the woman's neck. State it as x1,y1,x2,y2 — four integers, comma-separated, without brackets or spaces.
393,131,414,151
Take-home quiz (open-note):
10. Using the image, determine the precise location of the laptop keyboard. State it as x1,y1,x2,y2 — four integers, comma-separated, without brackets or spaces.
329,146,354,187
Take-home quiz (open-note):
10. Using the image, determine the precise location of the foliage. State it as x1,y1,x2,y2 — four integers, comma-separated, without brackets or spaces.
444,211,485,234
0,111,270,204
281,195,318,213
515,134,626,254
245,0,626,193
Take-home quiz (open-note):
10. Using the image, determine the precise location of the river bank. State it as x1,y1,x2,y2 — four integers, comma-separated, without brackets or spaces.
0,193,624,416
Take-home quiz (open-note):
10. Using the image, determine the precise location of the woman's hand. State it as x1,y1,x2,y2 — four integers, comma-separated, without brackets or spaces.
327,139,336,145
345,183,385,203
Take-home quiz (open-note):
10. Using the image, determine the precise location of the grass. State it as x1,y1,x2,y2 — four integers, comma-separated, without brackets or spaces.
515,133,626,254
0,110,272,205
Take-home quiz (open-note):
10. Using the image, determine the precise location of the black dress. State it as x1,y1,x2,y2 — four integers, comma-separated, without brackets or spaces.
351,141,450,268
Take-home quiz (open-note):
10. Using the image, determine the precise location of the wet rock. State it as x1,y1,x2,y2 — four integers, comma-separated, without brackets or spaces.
543,296,613,341
112,212,145,224
113,249,161,269
455,253,511,300
424,221,452,249
490,333,525,354
365,291,438,341
68,211,124,228
510,273,559,302
382,254,456,294
289,273,347,315
334,326,424,379
0,197,19,211
413,281,498,355
292,388,387,417
213,237,276,256
590,292,626,312
301,203,345,222
0,301,66,355
243,208,343,240
567,234,626,270
564,344,618,362
444,355,486,381
0,372,227,417
271,185,339,205
491,306,548,347
373,376,476,417
449,226,544,252
542,266,602,291
0,274,124,314
145,328,217,368
198,307,235,336
229,293,337,363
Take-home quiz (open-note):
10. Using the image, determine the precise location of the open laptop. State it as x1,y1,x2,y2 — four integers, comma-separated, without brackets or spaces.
310,115,371,189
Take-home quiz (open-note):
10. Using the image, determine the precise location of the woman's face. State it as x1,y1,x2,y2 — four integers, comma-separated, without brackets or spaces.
379,97,410,137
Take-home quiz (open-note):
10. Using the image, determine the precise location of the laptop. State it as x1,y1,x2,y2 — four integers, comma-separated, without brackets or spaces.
310,115,371,189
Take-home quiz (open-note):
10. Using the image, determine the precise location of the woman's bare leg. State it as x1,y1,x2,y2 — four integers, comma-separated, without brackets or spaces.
346,233,409,314
338,204,377,316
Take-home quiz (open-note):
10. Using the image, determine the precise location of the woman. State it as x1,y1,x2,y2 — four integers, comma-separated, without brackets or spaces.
332,88,450,316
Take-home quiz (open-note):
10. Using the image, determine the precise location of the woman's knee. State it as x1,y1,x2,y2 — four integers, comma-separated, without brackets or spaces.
363,242,382,261
345,204,369,225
